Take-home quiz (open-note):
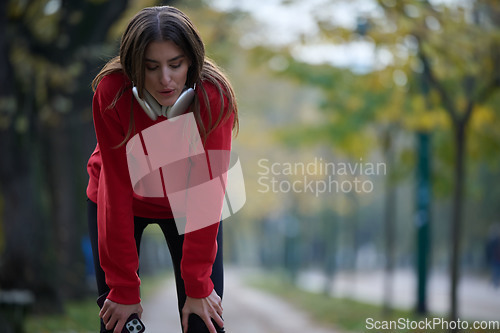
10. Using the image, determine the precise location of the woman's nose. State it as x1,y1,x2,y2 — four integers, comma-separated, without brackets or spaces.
160,68,172,86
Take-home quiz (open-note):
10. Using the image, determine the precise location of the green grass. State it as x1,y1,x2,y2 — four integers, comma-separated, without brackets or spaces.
26,297,98,333
25,271,172,333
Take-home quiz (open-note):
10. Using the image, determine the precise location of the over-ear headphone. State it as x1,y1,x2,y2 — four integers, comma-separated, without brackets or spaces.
132,85,196,121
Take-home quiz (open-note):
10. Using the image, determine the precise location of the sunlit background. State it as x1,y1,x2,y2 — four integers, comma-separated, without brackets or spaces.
0,0,499,332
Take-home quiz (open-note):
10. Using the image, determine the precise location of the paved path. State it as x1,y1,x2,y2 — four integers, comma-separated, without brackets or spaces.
141,270,338,333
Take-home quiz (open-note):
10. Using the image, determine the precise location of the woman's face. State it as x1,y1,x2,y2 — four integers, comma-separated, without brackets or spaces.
144,40,190,106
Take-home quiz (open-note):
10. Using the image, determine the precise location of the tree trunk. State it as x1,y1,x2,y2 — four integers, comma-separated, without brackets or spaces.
0,97,62,312
383,129,396,314
450,119,466,324
45,114,86,300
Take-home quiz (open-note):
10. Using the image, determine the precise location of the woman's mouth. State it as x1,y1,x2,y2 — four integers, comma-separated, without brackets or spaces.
159,89,175,97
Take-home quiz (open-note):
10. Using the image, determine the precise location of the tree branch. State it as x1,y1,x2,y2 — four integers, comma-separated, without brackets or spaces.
464,42,500,123
417,39,459,125
474,42,500,103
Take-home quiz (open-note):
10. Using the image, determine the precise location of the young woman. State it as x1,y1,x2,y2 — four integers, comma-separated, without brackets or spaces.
86,6,238,333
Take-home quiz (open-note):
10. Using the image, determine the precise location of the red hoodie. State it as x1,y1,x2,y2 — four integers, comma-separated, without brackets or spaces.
86,72,234,305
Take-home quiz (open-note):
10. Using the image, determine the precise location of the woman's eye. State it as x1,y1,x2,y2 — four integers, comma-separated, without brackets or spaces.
146,66,158,71
170,62,182,69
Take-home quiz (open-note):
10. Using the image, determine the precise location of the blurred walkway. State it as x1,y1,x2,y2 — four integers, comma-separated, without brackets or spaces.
141,269,338,333
297,269,500,321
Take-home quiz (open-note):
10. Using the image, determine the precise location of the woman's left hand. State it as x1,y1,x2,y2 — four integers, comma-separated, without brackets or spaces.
181,289,223,333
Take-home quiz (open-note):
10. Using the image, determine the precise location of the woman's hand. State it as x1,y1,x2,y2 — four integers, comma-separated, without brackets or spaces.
181,289,223,333
99,299,143,333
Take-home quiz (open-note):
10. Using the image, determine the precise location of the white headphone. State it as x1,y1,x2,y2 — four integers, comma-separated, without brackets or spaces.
132,85,196,121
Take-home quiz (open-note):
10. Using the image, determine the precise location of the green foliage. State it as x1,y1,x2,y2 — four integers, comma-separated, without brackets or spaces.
246,0,500,200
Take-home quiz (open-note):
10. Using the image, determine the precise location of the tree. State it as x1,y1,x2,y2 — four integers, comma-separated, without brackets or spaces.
0,0,134,310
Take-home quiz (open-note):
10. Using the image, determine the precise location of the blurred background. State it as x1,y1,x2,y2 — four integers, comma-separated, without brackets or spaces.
0,0,499,332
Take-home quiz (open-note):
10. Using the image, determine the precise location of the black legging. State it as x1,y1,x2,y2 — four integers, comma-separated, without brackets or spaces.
87,199,225,333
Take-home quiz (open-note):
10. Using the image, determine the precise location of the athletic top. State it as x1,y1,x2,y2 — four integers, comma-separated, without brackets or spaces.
86,72,234,304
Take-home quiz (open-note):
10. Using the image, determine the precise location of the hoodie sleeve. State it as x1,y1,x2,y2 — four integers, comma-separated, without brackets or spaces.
181,82,235,298
93,74,141,305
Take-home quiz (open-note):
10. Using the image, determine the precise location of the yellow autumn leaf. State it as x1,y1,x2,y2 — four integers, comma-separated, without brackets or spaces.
470,105,496,129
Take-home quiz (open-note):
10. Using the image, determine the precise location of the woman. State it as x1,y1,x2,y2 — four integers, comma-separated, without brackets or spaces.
86,6,238,333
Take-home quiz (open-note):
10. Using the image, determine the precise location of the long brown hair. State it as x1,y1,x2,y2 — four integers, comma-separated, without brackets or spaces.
92,6,238,144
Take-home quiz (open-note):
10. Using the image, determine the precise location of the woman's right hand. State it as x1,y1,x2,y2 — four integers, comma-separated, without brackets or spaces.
99,299,143,333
